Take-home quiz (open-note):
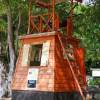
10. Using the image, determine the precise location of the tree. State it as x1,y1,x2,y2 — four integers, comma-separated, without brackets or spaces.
73,1,100,70
0,0,99,97
6,1,16,96
0,0,28,97
0,60,8,98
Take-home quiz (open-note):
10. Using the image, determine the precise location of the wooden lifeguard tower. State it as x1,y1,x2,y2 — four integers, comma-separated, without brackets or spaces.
12,0,87,100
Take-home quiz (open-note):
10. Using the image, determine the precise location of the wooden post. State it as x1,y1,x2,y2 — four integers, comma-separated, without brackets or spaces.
52,0,55,31
48,6,50,31
70,0,74,17
67,0,73,38
38,16,43,32
67,17,73,37
70,0,74,35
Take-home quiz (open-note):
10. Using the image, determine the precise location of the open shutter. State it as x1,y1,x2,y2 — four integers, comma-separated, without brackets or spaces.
41,41,50,66
22,44,31,66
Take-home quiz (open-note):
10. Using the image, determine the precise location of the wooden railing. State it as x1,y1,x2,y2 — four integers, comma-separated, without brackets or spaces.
30,13,59,33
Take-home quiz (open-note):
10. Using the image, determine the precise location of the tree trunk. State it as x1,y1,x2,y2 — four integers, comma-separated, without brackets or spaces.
0,60,8,98
7,5,16,97
15,9,21,53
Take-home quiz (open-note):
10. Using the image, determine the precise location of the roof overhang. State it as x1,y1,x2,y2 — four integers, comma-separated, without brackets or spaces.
29,0,82,4
19,31,57,40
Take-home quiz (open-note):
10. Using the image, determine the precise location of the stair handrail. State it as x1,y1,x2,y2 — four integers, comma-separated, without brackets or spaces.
57,33,85,100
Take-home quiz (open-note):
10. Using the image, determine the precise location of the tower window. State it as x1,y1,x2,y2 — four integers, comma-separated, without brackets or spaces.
30,44,42,66
21,41,50,67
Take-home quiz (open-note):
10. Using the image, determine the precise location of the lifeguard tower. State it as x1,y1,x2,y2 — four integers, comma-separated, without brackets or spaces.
12,0,87,100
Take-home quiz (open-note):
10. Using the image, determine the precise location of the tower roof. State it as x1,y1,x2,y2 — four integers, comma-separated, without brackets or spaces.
29,0,82,4
31,0,66,4
19,31,57,40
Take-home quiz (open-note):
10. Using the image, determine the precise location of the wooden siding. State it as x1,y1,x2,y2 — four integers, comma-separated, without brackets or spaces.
12,32,86,92
54,36,76,92
12,35,55,91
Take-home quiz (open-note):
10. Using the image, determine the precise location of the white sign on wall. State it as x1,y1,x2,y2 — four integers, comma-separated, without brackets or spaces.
27,68,39,80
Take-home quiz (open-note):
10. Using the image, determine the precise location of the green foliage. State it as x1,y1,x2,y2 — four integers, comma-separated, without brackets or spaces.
0,0,100,70
89,79,95,86
89,78,100,86
73,3,100,65
92,0,100,23
56,2,70,19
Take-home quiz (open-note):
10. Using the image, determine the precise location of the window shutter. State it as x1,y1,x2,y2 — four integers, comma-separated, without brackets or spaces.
22,44,31,66
41,41,50,66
